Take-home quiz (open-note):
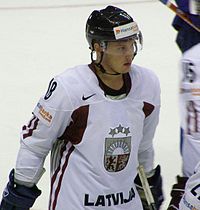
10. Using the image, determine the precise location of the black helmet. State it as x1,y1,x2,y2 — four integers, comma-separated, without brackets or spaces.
86,5,142,50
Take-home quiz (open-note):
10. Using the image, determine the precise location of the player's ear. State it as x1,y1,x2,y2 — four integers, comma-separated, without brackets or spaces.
93,42,102,53
93,42,103,63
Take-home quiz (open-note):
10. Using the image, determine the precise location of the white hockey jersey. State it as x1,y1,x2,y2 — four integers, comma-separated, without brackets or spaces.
179,43,200,176
179,162,200,210
15,64,160,210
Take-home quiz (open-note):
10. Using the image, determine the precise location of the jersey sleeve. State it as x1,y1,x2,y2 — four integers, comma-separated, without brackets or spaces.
15,77,74,186
179,162,200,210
175,0,200,16
138,73,161,173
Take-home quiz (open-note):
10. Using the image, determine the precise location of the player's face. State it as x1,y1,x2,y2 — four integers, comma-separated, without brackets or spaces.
101,39,135,74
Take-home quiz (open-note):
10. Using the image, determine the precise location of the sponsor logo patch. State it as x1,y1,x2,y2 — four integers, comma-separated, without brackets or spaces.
37,103,53,124
114,22,139,40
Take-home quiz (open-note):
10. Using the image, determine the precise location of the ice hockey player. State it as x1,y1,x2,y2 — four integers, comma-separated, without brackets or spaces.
0,5,164,210
179,161,200,210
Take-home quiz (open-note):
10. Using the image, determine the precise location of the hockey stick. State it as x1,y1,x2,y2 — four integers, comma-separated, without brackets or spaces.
137,165,157,210
159,0,200,33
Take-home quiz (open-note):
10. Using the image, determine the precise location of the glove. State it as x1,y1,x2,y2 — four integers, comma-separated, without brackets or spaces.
167,176,188,210
134,165,164,210
0,169,41,210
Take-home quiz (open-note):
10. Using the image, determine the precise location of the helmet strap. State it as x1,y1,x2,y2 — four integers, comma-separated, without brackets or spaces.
91,51,120,76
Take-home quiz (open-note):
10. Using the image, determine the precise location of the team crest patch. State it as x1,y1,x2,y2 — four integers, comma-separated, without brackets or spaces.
104,125,131,172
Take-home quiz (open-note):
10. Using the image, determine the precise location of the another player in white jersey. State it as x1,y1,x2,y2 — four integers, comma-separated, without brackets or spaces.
167,0,200,209
179,161,200,210
0,6,164,210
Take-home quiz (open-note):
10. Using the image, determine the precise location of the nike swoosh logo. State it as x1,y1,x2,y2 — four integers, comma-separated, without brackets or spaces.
82,94,96,101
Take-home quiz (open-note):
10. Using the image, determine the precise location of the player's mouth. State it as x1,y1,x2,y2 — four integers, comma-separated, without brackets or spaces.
124,62,131,67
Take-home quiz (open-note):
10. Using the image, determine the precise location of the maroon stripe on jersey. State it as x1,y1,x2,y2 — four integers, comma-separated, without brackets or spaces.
58,105,89,144
51,145,75,210
22,116,39,139
49,142,68,210
143,102,154,118
187,101,199,134
22,116,36,131
49,105,89,209
193,102,198,132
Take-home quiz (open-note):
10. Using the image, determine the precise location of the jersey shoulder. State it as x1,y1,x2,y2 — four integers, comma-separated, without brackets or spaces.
37,65,95,111
55,64,102,107
130,64,160,84
33,65,98,126
57,64,98,89
129,64,160,105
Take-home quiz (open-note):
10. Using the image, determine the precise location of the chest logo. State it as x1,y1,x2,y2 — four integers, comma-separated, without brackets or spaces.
82,93,96,101
104,124,131,172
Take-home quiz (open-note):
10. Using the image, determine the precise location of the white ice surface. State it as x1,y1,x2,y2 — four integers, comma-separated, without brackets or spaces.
0,1,182,209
